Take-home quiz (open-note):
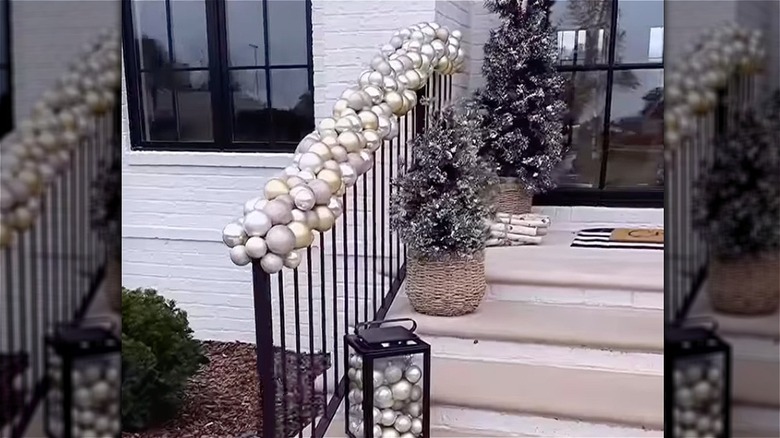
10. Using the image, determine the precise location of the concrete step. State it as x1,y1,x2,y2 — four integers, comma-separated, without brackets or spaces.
390,294,664,353
431,405,662,437
733,403,780,438
730,335,780,407
485,231,664,294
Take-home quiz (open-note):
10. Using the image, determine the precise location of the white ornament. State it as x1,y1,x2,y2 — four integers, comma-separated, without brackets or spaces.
260,253,284,273
391,380,412,401
245,237,268,259
380,409,397,426
265,225,296,255
409,385,422,402
405,401,422,418
263,199,293,225
91,381,111,402
394,414,412,433
381,428,400,438
222,222,247,247
284,251,301,269
410,418,422,435
374,386,394,409
243,210,272,237
384,365,403,384
230,245,251,266
404,365,421,384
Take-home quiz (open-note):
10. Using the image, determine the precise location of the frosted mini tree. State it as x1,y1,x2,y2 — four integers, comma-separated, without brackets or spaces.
477,0,567,194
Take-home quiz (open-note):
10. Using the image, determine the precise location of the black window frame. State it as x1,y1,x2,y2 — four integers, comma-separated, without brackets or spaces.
0,0,12,137
535,0,663,208
121,0,314,153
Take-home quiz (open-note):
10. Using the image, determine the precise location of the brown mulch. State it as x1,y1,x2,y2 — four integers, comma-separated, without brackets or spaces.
123,341,330,438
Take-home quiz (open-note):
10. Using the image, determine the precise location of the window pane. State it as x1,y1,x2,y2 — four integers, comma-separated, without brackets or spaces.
270,68,313,142
551,0,612,65
133,0,170,70
557,71,609,188
169,0,209,68
616,0,664,64
226,0,266,67
605,69,663,187
232,69,271,142
140,72,176,141
267,0,309,65
176,69,213,141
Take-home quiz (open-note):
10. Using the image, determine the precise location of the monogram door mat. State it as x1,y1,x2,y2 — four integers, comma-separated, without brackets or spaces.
571,228,664,250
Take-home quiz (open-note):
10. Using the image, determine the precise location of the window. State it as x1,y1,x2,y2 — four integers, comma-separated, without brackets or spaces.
0,0,11,136
122,0,314,152
539,0,663,207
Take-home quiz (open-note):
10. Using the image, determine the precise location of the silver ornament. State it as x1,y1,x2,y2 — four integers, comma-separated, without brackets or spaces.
328,197,344,217
260,253,284,273
291,186,316,211
340,163,358,187
222,222,247,248
380,408,397,426
373,407,382,424
409,385,422,402
392,399,405,410
384,365,403,384
308,179,333,205
404,365,421,384
391,380,412,401
349,388,364,404
405,401,421,418
331,145,348,162
373,370,385,388
229,245,251,266
243,211,272,237
393,414,412,433
373,425,383,438
410,418,422,435
298,152,325,173
245,236,268,258
265,225,296,255
381,428,400,438
374,386,394,409
244,196,263,214
263,199,293,225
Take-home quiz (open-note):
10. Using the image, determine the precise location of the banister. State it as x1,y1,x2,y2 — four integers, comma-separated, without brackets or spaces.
0,29,121,250
222,22,465,273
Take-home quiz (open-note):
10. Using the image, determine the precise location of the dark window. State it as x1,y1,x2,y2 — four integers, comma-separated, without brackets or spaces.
0,0,12,136
538,0,663,207
122,0,314,152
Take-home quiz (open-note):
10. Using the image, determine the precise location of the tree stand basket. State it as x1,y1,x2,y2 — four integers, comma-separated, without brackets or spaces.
709,253,780,315
497,178,532,215
406,252,486,317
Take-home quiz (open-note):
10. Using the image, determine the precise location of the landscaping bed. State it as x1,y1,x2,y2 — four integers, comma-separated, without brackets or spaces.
123,341,330,438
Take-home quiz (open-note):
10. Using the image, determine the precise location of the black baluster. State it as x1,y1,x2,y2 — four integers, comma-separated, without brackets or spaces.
277,272,288,438
319,232,328,427
352,185,358,326
293,268,303,438
362,176,368,322
306,247,316,435
252,263,275,437
371,158,378,318
330,229,339,402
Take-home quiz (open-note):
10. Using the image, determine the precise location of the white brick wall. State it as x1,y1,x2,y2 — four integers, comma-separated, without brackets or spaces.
11,0,119,123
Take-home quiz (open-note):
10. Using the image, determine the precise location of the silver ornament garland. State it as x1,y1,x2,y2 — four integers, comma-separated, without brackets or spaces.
222,22,465,271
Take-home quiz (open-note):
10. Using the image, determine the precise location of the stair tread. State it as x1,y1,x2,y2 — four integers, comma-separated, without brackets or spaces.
731,336,780,407
431,357,664,430
733,403,780,438
390,295,664,352
689,288,780,340
485,231,663,292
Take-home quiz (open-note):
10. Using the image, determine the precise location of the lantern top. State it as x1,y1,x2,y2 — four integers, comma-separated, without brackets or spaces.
46,320,120,355
666,319,730,356
346,318,429,357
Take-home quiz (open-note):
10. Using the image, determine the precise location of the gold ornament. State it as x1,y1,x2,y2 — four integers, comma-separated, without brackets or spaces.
313,206,336,232
338,132,361,153
0,224,10,248
317,169,342,192
288,221,314,249
385,91,404,114
358,111,379,130
284,251,302,269
264,178,289,200
335,117,354,133
322,160,341,172
363,130,382,152
308,142,332,160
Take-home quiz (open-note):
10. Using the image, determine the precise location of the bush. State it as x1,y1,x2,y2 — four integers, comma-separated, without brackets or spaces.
121,287,208,431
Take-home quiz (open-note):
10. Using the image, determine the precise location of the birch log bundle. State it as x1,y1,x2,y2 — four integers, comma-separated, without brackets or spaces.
486,213,551,247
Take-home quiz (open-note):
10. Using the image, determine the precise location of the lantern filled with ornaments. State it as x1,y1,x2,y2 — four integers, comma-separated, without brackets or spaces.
344,319,430,438
45,322,121,438
667,321,731,438
222,22,466,273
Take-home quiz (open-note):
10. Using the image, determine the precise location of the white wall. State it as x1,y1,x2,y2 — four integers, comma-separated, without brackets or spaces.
11,0,119,123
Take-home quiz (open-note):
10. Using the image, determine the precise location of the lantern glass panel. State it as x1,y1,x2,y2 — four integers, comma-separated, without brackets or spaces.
673,353,727,438
70,353,122,437
346,346,426,438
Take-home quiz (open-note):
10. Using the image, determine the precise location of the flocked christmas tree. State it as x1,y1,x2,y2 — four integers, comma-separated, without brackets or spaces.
391,99,497,261
477,0,567,194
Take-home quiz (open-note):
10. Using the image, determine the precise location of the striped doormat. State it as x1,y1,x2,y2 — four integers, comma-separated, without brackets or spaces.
571,228,664,250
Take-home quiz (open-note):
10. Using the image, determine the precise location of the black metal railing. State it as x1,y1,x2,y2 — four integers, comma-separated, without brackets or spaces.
250,73,452,438
665,72,756,324
0,97,119,437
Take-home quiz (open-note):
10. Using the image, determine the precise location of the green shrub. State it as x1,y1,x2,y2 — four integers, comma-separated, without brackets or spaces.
121,287,208,431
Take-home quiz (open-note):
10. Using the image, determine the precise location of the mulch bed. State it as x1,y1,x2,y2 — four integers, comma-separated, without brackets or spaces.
122,341,330,438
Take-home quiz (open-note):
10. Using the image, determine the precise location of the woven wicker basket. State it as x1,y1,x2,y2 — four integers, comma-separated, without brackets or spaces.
496,178,532,215
709,252,780,315
406,252,487,317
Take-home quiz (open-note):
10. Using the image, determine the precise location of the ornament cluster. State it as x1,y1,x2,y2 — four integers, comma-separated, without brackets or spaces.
48,359,121,438
347,353,424,438
0,29,120,250
673,361,725,438
223,22,464,272
665,23,764,153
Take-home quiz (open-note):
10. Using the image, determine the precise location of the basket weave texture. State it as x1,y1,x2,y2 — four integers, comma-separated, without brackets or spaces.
496,179,532,215
406,252,486,317
709,252,780,315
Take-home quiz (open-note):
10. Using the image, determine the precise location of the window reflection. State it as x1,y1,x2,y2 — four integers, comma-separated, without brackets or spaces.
169,0,208,68
606,69,664,187
270,69,313,142
232,69,270,142
226,0,266,67
267,0,309,65
552,0,612,65
616,0,664,64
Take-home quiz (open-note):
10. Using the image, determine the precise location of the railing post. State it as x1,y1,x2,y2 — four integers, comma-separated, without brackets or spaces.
252,261,276,438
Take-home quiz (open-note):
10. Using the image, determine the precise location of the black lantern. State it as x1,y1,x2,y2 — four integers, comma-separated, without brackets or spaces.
666,319,731,438
344,318,430,438
45,320,121,438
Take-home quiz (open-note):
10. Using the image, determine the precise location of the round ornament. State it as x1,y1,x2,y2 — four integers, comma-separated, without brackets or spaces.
391,380,412,401
405,401,422,418
229,246,251,266
380,409,397,426
373,370,385,388
288,221,314,249
313,206,335,232
283,251,301,269
381,428,400,438
384,365,403,384
308,179,333,205
410,418,422,435
317,169,342,192
338,132,362,153
409,385,422,402
359,110,380,130
244,210,273,237
265,225,296,255
260,253,284,273
245,237,268,258
299,152,325,173
404,365,422,384
328,197,344,217
264,178,289,200
331,145,348,163
291,185,316,211
222,222,247,247
394,414,412,433
263,199,293,225
374,386,394,409
308,142,332,160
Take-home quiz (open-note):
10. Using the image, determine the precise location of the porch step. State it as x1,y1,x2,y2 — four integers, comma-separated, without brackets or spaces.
391,295,664,353
733,403,780,438
730,335,780,407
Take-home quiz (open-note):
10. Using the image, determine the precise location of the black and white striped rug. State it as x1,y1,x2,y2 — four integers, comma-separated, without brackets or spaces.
571,228,664,250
